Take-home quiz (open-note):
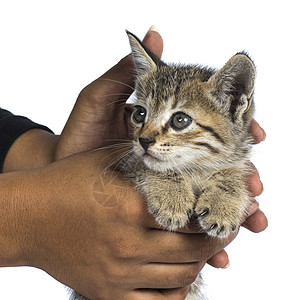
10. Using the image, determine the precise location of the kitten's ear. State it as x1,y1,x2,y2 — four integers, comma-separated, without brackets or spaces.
208,52,256,121
126,30,161,77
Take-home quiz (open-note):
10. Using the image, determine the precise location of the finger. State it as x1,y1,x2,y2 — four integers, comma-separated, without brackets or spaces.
142,26,163,58
250,119,266,144
158,286,191,299
96,175,231,265
247,163,263,197
207,249,230,268
246,200,260,217
134,261,203,290
145,229,235,264
80,27,163,104
100,164,233,265
242,208,268,233
127,286,190,300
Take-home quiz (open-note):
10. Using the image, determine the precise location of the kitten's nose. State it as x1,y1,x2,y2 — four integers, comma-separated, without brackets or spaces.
139,137,156,151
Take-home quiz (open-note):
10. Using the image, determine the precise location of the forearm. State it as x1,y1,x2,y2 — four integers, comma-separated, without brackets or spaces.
0,155,88,270
0,149,244,299
2,129,59,173
0,170,32,267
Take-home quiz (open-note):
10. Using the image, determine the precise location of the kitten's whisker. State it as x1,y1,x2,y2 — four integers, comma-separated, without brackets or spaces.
94,142,133,171
88,93,132,102
105,148,135,180
101,139,132,145
100,145,133,171
113,149,135,171
92,142,132,153
101,93,132,98
106,98,133,106
98,78,135,91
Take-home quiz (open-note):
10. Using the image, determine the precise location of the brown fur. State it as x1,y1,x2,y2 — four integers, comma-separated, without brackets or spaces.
126,31,256,300
71,31,256,300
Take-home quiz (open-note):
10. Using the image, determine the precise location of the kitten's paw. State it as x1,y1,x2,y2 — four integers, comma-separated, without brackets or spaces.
195,204,239,238
149,205,193,231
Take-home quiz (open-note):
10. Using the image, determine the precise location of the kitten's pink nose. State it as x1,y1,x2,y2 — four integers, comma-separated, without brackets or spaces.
139,137,156,151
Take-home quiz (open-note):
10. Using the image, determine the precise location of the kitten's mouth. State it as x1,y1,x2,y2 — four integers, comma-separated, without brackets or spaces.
143,151,163,162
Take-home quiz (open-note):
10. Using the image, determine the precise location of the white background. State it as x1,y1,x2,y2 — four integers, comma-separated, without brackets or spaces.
0,0,298,299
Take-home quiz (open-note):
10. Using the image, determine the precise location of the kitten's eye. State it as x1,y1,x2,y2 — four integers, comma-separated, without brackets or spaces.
132,106,147,123
171,112,192,130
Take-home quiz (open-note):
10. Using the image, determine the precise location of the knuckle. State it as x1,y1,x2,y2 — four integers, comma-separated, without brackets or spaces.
78,86,97,102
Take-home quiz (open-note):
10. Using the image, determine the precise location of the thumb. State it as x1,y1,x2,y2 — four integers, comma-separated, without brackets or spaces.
79,27,163,109
56,28,163,158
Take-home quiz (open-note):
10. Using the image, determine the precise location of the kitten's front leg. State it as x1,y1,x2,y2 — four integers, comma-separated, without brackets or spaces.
195,169,250,238
141,171,195,231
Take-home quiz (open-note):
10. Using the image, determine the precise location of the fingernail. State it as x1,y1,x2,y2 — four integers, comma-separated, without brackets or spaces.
223,260,230,269
258,123,266,142
248,201,259,216
148,25,159,33
249,163,259,176
262,129,267,141
260,181,264,195
143,25,159,42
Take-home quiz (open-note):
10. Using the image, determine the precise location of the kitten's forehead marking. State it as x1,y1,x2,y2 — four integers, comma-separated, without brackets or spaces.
146,95,152,110
161,97,176,126
143,95,174,126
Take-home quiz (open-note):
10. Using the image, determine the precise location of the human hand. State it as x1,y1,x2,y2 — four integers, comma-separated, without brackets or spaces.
1,28,161,171
2,27,267,274
242,120,268,232
55,27,163,160
5,149,234,300
54,25,268,241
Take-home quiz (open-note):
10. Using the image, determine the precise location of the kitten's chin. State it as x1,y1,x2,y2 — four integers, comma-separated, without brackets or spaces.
133,147,174,172
142,154,173,172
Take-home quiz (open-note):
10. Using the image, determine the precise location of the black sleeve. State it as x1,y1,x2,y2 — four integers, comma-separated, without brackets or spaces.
0,108,53,170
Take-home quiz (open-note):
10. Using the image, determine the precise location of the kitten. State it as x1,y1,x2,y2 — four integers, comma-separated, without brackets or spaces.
70,31,256,300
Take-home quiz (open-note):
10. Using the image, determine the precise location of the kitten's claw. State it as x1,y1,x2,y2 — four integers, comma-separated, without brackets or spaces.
216,225,225,235
154,212,189,231
209,223,218,230
197,208,209,218
149,205,191,231
195,205,238,238
147,194,194,231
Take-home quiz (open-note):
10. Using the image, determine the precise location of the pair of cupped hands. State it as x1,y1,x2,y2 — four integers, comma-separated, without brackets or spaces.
5,27,267,300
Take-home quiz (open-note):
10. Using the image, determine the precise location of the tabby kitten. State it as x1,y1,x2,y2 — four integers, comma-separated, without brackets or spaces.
71,31,256,300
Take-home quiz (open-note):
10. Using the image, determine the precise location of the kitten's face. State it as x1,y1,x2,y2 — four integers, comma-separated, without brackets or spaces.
127,31,255,173
131,68,230,173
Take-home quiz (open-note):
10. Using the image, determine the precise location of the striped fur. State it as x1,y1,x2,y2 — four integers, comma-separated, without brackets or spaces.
126,32,256,300
71,31,256,300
